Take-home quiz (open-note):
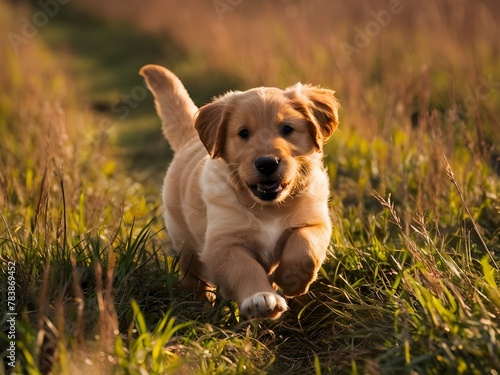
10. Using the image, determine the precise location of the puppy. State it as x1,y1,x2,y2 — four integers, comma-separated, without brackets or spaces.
140,65,339,319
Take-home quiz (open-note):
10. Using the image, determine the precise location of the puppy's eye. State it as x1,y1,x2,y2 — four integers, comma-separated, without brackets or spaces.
281,124,294,136
238,128,249,139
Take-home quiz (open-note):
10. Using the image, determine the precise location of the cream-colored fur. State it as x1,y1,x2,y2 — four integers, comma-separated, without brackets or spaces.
140,64,340,319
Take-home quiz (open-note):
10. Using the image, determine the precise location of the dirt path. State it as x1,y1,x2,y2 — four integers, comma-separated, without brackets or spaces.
38,4,243,179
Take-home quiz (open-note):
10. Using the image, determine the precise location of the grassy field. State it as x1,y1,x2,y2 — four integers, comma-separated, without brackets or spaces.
1,0,500,374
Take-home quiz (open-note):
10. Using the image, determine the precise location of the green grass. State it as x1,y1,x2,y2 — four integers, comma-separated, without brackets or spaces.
1,1,500,374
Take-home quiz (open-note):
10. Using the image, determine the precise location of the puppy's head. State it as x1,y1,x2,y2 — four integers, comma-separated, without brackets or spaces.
195,84,340,204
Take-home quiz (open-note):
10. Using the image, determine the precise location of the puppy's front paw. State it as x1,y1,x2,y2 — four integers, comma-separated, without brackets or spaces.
240,292,288,320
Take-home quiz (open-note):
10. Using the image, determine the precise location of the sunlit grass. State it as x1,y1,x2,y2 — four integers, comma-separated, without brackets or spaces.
1,1,499,374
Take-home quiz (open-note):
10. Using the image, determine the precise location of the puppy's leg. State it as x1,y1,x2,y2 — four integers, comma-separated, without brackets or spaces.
178,248,216,303
201,241,288,319
273,225,330,297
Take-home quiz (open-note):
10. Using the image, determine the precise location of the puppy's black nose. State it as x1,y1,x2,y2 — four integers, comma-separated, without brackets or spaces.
255,156,280,176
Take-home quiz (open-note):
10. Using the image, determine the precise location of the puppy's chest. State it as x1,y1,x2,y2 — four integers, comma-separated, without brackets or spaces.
254,215,288,266
258,217,283,248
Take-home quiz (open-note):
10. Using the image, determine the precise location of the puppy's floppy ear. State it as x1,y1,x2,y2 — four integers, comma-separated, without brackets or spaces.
287,84,340,150
194,100,228,159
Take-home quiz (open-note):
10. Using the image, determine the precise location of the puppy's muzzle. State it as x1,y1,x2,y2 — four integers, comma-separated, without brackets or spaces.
249,156,286,201
254,156,280,176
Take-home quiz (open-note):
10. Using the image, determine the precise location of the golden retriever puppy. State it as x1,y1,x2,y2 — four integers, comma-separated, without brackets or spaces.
140,65,339,319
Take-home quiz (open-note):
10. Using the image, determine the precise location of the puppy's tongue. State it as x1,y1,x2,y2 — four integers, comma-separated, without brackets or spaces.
257,181,281,193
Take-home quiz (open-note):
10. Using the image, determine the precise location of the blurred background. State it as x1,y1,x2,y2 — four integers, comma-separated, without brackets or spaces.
5,0,500,175
2,1,500,372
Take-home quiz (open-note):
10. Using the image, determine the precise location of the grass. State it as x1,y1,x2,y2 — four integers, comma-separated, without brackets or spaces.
40,2,244,174
1,0,500,374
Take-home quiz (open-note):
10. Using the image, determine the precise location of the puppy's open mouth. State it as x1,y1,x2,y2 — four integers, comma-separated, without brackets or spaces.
249,180,286,201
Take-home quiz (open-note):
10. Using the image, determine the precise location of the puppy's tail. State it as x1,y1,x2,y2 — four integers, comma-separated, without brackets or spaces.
139,65,198,153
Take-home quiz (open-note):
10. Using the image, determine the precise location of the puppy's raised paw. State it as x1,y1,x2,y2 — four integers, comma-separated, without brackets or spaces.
240,292,288,320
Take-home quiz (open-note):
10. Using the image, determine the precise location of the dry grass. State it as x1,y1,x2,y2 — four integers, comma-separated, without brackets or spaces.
1,0,499,374
77,0,500,142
